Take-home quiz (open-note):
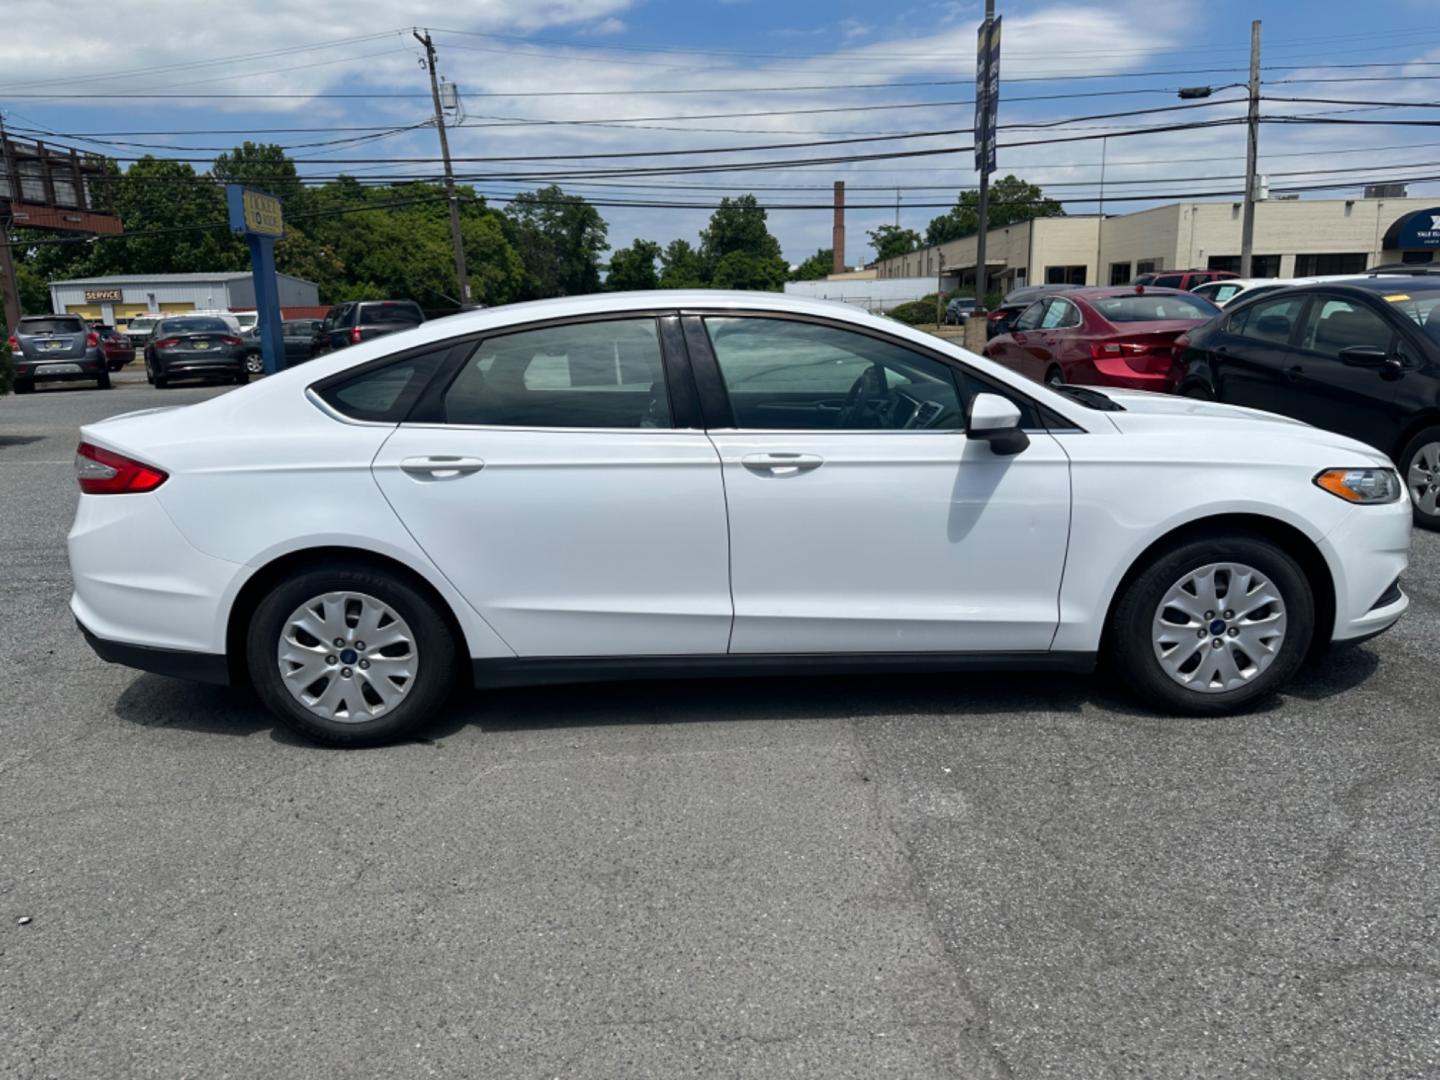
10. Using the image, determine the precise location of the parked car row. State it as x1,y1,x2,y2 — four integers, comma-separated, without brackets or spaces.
982,273,1440,528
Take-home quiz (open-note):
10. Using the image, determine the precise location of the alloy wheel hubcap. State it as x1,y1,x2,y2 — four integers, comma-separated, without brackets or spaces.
1406,441,1440,517
246,354,263,374
1152,562,1287,694
277,591,417,723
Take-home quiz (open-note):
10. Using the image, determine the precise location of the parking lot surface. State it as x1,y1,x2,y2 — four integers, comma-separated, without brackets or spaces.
2,372,1437,1079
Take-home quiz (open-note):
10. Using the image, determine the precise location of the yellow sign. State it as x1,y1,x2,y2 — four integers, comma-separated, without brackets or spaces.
241,190,284,237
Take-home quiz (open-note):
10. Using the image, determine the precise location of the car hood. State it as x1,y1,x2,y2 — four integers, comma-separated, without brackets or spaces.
1088,389,1393,465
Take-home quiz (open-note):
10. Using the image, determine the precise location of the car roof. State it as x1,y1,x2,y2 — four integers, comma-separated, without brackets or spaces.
1049,286,1193,299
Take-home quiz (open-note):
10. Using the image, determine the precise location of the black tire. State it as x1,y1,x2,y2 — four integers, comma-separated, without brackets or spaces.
1181,382,1215,400
1046,367,1064,388
1397,424,1440,530
233,367,249,386
97,369,112,390
245,563,460,747
152,368,169,389
1108,534,1314,716
14,377,35,395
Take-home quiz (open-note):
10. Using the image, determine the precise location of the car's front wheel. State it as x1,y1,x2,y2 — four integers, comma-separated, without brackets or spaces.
1109,535,1313,715
1398,425,1440,530
246,564,459,747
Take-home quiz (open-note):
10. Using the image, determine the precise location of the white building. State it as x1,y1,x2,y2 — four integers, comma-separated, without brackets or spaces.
48,271,321,329
873,197,1440,295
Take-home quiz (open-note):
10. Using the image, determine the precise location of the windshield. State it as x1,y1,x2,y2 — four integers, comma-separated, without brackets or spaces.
160,317,231,334
18,317,84,334
1092,294,1219,322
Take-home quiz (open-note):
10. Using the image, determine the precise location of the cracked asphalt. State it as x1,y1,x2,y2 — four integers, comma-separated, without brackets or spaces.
2,373,1437,1079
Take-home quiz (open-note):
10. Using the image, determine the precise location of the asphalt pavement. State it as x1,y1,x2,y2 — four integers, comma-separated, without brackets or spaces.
1,370,1436,1079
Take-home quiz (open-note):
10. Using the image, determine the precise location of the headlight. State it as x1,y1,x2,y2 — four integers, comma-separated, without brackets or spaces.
1314,467,1402,504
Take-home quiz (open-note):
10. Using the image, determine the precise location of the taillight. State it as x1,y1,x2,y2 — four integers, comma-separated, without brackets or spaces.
349,325,363,344
5,335,16,351
1090,340,1175,374
1089,342,1125,359
86,331,100,347
75,442,168,495
153,337,180,349
987,311,1007,322
219,336,242,346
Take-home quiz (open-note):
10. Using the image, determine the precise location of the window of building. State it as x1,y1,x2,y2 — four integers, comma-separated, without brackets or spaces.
1206,254,1282,278
1044,265,1087,286
1294,253,1369,276
703,317,964,431
1401,250,1435,265
1109,262,1132,286
1135,260,1159,275
441,319,671,429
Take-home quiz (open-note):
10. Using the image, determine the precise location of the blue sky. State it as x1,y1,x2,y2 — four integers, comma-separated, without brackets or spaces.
3,0,1439,265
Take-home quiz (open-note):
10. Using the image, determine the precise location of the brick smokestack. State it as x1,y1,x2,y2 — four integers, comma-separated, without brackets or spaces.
832,181,845,275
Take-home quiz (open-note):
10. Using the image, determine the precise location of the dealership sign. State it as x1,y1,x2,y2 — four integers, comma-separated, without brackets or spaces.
1382,207,1440,250
83,288,123,302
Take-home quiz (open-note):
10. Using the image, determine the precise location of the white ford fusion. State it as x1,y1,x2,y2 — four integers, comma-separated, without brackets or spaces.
70,291,1410,746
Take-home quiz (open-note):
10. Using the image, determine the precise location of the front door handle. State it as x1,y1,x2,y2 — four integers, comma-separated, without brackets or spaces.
741,452,824,477
399,455,485,480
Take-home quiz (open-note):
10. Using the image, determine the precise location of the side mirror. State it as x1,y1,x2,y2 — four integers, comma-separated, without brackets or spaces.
967,392,1030,455
1338,345,1390,368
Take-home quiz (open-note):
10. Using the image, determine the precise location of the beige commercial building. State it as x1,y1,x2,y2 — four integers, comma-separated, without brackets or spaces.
874,196,1440,294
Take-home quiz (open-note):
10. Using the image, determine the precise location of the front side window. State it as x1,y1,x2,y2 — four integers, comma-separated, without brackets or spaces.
1013,301,1047,332
442,318,670,428
1300,298,1393,359
1152,274,1184,289
1235,294,1306,344
704,316,965,431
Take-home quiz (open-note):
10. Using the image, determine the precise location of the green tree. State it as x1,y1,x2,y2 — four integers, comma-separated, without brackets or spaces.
698,195,787,291
504,185,608,298
212,142,304,206
15,263,50,315
867,223,922,261
658,239,706,288
100,157,245,276
606,239,661,291
923,175,1063,246
790,248,833,281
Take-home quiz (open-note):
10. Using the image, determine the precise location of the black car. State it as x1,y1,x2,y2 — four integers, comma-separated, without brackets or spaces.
313,300,425,355
985,284,1075,339
943,296,977,325
144,316,248,389
1174,276,1440,528
242,319,323,374
7,314,109,392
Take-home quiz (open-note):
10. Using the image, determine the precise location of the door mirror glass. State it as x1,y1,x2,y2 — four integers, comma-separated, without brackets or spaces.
967,393,1029,455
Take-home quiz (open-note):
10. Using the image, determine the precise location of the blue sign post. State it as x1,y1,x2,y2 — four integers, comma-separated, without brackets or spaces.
225,185,286,375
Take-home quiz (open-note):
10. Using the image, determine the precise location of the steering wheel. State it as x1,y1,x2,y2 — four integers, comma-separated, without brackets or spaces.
839,364,888,428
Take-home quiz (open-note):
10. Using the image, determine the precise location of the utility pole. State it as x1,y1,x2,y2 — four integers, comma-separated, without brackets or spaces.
0,113,22,333
973,0,996,311
1094,136,1107,286
935,250,946,326
414,28,471,306
832,181,845,275
1240,19,1261,279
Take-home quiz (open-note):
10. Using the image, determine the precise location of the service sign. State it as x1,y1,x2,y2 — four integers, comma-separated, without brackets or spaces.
83,288,122,302
226,185,284,238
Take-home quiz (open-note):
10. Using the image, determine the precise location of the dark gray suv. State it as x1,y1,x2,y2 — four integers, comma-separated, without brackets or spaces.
7,314,110,393
312,300,425,355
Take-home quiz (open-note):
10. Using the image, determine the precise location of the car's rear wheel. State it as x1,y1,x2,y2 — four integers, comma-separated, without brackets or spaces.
152,367,168,389
246,564,459,747
233,367,249,386
245,352,263,375
97,369,112,390
1398,425,1440,530
14,377,35,394
1109,535,1313,715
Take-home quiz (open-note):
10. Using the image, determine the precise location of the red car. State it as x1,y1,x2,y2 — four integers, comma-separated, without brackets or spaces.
982,286,1220,392
90,323,136,371
1133,268,1238,292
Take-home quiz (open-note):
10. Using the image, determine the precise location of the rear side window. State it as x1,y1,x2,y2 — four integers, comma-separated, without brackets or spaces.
18,317,84,334
313,347,450,422
441,319,670,428
320,305,347,331
360,303,424,326
1152,274,1184,289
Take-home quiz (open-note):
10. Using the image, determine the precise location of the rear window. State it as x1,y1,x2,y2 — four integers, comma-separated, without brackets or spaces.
160,317,232,333
18,316,85,334
1382,287,1440,343
1092,294,1218,322
360,303,424,326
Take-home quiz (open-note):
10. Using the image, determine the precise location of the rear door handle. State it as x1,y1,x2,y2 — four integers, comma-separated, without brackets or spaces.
399,455,485,480
1285,365,1304,381
741,452,824,477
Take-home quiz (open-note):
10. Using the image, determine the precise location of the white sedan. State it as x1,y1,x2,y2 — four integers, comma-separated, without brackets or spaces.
69,291,1411,746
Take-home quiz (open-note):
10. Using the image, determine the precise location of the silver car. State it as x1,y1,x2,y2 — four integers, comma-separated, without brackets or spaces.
8,314,110,393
